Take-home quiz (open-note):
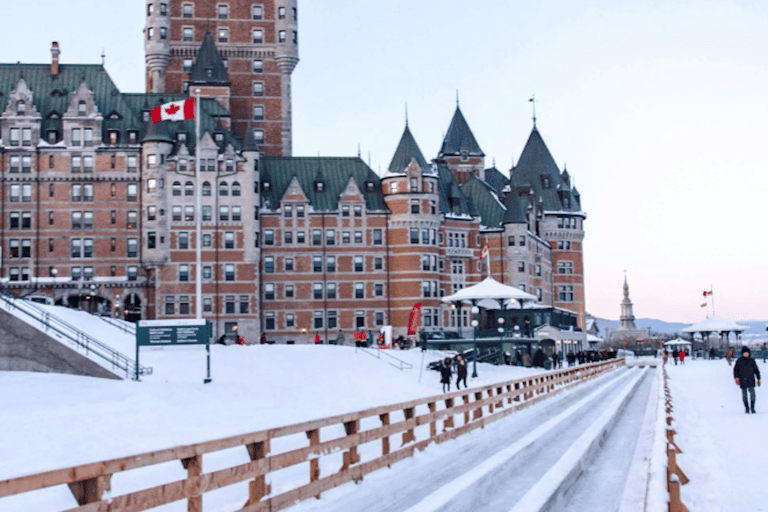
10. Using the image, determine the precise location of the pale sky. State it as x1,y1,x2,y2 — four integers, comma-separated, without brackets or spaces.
4,0,768,322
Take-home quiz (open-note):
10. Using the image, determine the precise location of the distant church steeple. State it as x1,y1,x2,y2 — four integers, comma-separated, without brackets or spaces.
620,274,638,330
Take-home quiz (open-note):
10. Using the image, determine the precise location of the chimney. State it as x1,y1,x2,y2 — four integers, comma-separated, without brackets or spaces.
51,42,60,76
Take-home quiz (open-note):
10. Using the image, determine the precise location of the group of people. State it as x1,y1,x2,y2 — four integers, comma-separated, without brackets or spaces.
666,348,688,365
439,355,468,393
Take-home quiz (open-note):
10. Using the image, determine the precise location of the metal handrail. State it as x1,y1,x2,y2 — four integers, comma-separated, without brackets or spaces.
0,290,151,379
355,345,414,370
98,314,136,335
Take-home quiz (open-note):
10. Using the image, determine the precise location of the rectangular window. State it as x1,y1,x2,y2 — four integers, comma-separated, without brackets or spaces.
127,156,137,173
253,60,263,73
178,232,189,249
374,257,383,270
284,231,293,244
172,206,182,221
297,231,305,244
218,28,228,42
296,205,305,217
327,283,337,299
264,229,274,245
326,256,336,272
354,255,363,272
313,311,323,330
264,256,274,273
71,128,81,146
253,82,264,96
559,285,575,302
519,236,526,247
70,238,81,258
285,258,294,271
179,296,190,315
411,200,419,214
253,105,264,120
354,231,363,244
355,282,364,299
225,264,235,281
252,4,263,19
342,231,350,244
83,128,93,147
9,128,19,146
203,297,212,312
224,231,234,249
252,29,263,43
239,295,249,314
312,229,322,246
285,284,294,298
375,312,384,326
217,4,228,18
219,206,229,221
313,256,322,272
326,229,335,246
278,6,286,18
147,232,156,249
285,313,295,328
203,266,212,279
71,211,82,229
264,284,275,300
375,283,384,297
265,312,275,330
183,3,192,17
225,296,235,314
278,30,286,43
410,228,419,244
353,205,362,217
179,264,189,282
355,310,365,329
373,229,383,245
313,283,323,300
231,205,241,221
202,206,212,221
185,206,194,221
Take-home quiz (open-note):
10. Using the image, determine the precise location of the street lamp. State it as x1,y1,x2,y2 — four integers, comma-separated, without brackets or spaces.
497,317,505,365
471,305,479,378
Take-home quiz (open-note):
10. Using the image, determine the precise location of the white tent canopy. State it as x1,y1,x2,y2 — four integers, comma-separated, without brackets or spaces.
441,277,537,307
682,315,748,334
664,338,692,346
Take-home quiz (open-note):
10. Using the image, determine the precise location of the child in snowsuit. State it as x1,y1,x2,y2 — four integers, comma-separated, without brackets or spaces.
734,346,761,414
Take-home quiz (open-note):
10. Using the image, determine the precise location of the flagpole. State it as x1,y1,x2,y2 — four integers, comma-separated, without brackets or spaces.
486,250,491,279
195,89,202,320
711,285,715,316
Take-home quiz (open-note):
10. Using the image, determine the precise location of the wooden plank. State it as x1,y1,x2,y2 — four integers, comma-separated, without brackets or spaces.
306,429,320,499
244,440,270,506
379,413,390,458
180,456,202,512
402,407,416,445
67,475,110,505
427,403,437,438
443,398,454,430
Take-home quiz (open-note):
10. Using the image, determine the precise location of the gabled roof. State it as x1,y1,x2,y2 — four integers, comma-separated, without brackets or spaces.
484,166,510,194
439,106,484,157
435,162,475,217
511,127,581,213
260,157,387,212
387,124,429,174
189,31,229,85
461,176,505,229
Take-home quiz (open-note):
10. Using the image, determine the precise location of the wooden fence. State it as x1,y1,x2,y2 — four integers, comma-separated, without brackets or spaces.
663,366,690,512
0,359,624,512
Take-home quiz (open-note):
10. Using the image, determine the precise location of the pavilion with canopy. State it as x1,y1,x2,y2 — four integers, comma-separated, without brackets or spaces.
682,315,748,348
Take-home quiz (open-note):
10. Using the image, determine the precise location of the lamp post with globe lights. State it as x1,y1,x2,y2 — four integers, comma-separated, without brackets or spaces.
471,305,479,378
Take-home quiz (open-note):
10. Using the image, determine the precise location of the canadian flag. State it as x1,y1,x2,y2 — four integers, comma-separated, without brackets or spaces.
481,244,489,259
150,98,195,123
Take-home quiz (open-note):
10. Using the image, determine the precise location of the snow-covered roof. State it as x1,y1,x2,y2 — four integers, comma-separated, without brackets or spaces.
682,315,748,333
664,338,692,346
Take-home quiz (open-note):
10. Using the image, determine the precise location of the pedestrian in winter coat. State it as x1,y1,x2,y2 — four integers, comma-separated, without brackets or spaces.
314,333,322,344
533,349,547,368
672,349,679,365
440,357,453,393
726,346,735,366
523,352,532,368
734,346,761,414
679,350,685,364
336,330,345,346
456,355,468,389
551,352,559,370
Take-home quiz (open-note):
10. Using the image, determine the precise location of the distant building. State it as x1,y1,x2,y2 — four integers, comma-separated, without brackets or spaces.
608,276,647,343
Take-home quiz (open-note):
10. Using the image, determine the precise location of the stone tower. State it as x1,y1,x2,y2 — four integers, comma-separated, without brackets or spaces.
620,275,638,330
143,0,299,156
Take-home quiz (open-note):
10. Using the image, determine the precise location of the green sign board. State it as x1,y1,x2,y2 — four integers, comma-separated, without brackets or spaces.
136,319,211,346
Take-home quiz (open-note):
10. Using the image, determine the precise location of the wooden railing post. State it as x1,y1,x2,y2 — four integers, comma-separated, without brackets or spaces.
306,429,321,498
67,475,111,506
380,413,390,457
180,455,202,512
668,474,690,512
341,420,361,473
402,407,416,445
514,382,521,402
496,386,503,409
488,389,495,414
443,398,455,430
473,391,483,420
506,384,513,404
463,394,470,425
244,439,271,506
428,402,437,438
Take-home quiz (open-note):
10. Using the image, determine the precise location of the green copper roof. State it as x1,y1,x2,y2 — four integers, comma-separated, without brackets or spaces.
512,127,581,212
461,176,504,228
189,31,230,85
502,188,528,225
439,106,484,157
436,162,475,217
260,157,387,212
484,166,510,194
387,124,429,174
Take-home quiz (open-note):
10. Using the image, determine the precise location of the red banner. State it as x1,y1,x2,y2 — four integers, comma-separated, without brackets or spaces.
408,303,422,335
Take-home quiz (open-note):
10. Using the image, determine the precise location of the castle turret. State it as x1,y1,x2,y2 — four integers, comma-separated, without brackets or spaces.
275,0,300,155
144,0,171,93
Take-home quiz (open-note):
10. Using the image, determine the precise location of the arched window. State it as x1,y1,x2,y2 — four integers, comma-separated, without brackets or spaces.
219,182,229,196
202,181,211,196
231,181,241,196
172,181,181,196
184,182,194,196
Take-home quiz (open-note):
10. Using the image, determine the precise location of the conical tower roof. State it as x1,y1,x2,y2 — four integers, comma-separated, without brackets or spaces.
189,30,229,85
439,106,484,156
387,124,429,174
512,127,579,212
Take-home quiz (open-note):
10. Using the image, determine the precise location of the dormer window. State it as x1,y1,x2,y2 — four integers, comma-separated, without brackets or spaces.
78,101,86,116
177,132,187,143
460,149,469,161
127,131,138,144
410,177,418,192
315,181,325,192
563,197,570,208
47,130,58,144
366,181,375,192
214,132,224,144
108,131,119,144
16,101,25,116
542,176,551,189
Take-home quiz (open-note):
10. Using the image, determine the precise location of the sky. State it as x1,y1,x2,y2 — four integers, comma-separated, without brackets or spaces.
4,0,768,323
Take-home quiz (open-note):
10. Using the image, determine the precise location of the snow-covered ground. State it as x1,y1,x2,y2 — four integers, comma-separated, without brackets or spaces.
667,358,768,512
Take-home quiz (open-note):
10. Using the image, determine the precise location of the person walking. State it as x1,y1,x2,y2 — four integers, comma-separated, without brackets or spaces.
456,355,468,389
672,349,679,365
440,357,453,393
679,350,685,365
551,352,559,371
314,332,322,345
336,329,345,346
734,346,761,413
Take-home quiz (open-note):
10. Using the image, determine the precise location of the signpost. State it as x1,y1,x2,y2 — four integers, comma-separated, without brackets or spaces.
136,319,212,383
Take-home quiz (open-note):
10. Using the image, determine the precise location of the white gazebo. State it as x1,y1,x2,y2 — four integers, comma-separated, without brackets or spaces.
682,316,748,348
664,338,692,349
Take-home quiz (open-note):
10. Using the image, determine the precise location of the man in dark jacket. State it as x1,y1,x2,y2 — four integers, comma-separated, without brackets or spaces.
733,346,761,414
440,357,453,393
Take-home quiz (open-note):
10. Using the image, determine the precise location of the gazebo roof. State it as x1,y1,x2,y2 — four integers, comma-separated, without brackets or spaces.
682,315,748,334
664,338,692,346
441,277,536,305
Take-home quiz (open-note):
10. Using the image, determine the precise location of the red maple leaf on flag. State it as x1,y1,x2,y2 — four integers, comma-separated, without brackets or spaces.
165,104,180,115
